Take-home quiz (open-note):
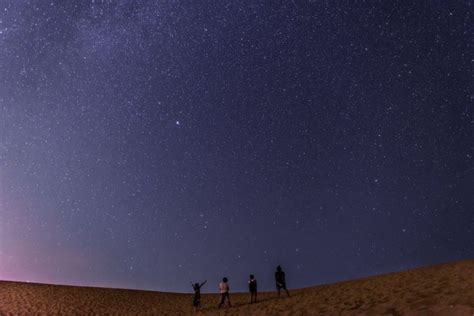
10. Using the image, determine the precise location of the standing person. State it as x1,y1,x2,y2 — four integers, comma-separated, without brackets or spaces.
275,265,290,297
218,277,232,308
190,280,207,313
248,274,258,303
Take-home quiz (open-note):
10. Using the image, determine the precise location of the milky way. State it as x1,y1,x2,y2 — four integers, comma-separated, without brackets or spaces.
0,1,472,292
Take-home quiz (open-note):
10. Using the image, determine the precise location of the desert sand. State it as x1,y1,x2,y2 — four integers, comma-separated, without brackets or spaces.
1,259,473,315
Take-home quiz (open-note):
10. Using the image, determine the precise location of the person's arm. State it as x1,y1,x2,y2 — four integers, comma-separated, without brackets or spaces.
200,280,207,287
275,273,282,286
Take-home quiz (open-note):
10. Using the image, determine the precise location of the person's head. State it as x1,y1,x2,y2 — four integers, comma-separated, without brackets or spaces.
194,283,199,288
249,274,254,279
277,265,282,272
222,277,228,283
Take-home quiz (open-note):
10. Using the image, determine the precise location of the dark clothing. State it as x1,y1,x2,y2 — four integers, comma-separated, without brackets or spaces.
276,282,287,290
275,267,290,297
275,270,287,289
249,279,257,293
218,292,231,307
249,278,257,303
193,284,202,300
192,282,205,308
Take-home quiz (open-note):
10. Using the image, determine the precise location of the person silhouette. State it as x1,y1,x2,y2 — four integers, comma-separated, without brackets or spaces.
190,280,207,312
218,277,232,308
275,265,290,297
248,274,257,303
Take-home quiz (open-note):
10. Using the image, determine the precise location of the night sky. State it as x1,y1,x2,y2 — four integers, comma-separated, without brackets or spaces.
0,1,472,293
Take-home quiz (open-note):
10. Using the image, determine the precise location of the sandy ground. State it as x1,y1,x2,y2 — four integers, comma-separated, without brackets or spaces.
0,259,473,315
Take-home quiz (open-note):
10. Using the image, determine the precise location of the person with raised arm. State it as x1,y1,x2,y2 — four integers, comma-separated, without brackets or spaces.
190,280,207,313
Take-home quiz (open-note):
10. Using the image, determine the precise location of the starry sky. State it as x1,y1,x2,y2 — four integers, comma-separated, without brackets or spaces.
0,1,472,293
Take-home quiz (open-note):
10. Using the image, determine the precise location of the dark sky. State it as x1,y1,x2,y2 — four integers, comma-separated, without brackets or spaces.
0,1,472,293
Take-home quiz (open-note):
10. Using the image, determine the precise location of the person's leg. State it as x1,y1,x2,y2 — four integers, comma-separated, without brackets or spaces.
218,294,224,308
227,293,232,307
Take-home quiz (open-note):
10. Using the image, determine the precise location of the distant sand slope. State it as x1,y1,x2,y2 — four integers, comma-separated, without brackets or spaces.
1,259,473,315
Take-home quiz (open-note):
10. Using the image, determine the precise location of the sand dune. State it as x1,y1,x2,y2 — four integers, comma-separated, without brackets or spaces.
1,259,473,315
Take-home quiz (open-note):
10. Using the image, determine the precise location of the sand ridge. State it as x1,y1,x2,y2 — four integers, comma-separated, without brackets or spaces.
0,259,473,315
